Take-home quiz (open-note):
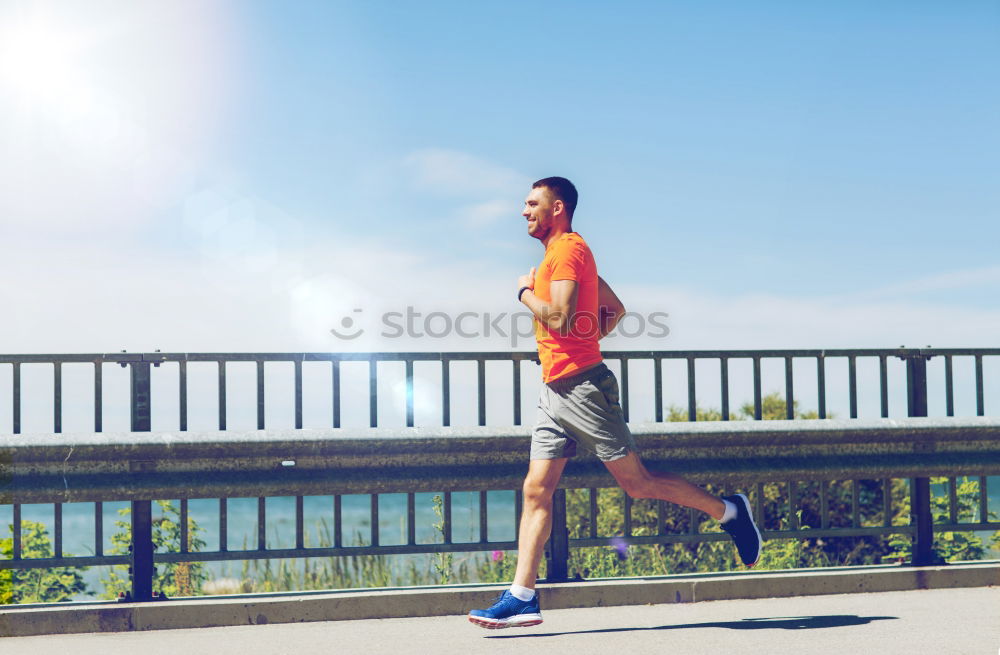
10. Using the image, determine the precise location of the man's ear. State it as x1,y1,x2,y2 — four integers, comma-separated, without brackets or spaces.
552,199,565,219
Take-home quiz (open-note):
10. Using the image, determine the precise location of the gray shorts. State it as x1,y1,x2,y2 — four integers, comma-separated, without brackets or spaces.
530,363,637,462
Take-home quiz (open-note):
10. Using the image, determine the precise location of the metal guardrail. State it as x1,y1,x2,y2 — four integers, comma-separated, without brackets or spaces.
1,348,998,602
5,419,1000,503
1,348,996,433
2,418,1000,597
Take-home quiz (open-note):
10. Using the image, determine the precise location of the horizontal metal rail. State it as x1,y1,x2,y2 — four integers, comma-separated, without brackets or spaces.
1,348,995,435
2,347,999,364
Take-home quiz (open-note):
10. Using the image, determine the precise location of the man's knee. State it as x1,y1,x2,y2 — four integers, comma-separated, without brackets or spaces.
618,470,685,500
522,474,557,506
619,477,650,499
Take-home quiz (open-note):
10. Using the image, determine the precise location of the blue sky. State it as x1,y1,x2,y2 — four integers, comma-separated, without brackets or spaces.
1,0,999,354
214,1,1000,295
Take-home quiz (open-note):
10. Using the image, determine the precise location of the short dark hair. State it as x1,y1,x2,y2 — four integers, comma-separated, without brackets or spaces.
532,176,578,221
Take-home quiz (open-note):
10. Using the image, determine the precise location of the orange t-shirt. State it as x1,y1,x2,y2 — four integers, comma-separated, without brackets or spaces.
533,232,603,383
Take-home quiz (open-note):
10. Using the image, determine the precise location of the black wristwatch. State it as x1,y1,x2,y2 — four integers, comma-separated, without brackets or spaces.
518,286,531,302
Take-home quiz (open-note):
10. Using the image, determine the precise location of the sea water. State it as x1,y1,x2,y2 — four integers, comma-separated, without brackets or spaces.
2,490,518,600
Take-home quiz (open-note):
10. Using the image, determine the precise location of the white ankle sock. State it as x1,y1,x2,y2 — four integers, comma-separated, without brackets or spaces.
720,498,738,524
509,584,535,601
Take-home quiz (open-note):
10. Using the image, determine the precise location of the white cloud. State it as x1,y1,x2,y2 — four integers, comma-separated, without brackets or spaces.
852,265,1000,300
459,198,514,227
609,283,1000,351
4,218,999,356
403,148,529,195
402,148,531,226
0,178,515,353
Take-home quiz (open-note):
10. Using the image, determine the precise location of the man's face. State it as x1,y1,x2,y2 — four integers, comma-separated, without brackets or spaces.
522,186,558,240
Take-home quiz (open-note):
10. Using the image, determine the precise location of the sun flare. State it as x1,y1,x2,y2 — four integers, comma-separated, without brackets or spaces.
0,1,239,231
0,10,96,112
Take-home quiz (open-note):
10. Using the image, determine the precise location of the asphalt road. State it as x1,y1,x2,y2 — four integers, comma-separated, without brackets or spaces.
3,587,998,655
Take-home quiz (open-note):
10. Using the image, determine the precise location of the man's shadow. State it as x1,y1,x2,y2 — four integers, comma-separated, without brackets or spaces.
486,614,897,638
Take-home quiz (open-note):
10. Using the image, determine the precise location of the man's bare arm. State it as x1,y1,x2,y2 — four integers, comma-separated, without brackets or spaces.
519,270,578,336
597,276,625,339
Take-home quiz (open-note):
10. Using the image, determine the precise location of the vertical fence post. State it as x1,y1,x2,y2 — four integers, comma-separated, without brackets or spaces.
904,350,935,566
129,360,156,601
545,489,569,582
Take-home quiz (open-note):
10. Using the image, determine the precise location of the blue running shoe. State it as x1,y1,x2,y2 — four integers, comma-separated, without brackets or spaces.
721,493,763,567
468,590,543,629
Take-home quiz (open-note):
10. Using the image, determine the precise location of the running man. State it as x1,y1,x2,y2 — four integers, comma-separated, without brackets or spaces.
468,177,762,630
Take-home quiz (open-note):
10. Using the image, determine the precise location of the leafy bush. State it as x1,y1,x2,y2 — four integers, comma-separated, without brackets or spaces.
0,521,89,603
886,476,1000,563
101,500,208,599
0,565,10,604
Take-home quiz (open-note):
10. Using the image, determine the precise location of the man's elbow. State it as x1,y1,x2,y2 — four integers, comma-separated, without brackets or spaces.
548,311,572,333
